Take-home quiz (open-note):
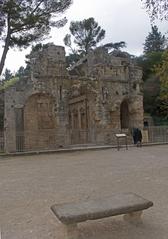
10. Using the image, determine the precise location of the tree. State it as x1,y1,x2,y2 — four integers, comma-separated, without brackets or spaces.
137,25,166,118
141,0,168,20
138,25,166,80
3,68,13,81
25,42,55,70
0,0,72,75
155,50,168,118
64,17,105,56
15,66,25,77
143,25,166,54
65,53,81,67
136,51,163,80
136,52,162,115
103,41,126,52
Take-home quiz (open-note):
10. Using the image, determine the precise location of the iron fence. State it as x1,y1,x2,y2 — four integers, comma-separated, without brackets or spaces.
3,126,168,153
0,131,4,152
145,126,168,143
16,131,24,152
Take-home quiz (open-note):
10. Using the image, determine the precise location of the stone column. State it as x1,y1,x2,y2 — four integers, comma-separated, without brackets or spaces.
129,95,144,129
4,89,17,153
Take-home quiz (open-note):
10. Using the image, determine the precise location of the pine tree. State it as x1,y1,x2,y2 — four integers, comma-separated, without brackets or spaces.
155,50,168,118
143,25,166,54
0,0,72,75
64,18,105,56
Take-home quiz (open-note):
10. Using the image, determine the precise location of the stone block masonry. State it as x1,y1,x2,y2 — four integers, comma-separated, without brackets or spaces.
3,45,143,152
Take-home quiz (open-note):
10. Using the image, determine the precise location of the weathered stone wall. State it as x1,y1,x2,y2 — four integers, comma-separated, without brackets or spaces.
0,90,4,131
4,45,69,152
4,45,143,152
70,48,143,130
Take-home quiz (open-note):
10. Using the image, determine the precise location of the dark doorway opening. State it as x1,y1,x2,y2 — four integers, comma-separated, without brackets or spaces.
120,100,129,129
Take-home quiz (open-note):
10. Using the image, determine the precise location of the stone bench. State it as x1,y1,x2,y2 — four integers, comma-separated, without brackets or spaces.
51,192,153,239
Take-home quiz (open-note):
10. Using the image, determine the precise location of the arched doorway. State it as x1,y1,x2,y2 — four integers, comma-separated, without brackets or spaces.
24,93,56,150
120,100,129,129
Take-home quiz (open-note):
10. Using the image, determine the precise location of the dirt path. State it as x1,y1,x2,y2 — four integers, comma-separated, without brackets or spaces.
0,145,168,239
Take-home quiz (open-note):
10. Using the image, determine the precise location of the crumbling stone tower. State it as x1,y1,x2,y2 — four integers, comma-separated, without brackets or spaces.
4,45,69,152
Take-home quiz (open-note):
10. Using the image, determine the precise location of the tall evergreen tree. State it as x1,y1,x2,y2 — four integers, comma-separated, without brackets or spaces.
137,25,166,119
155,50,168,118
64,17,105,56
136,51,163,80
143,25,166,54
0,0,72,75
3,68,13,81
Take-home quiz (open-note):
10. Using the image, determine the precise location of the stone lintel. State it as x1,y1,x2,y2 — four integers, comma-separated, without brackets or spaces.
69,95,86,105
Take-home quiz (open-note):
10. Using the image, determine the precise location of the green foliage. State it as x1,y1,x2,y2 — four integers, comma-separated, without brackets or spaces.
64,17,127,67
3,68,13,81
143,25,166,54
15,66,25,77
65,53,81,67
63,34,75,53
0,0,72,75
137,25,167,118
0,76,19,90
64,17,105,56
25,42,55,70
28,43,44,53
152,115,168,125
137,25,166,82
155,50,168,118
136,51,163,80
138,47,168,118
103,41,126,52
141,0,168,20
1,0,72,45
143,76,160,115
137,51,164,117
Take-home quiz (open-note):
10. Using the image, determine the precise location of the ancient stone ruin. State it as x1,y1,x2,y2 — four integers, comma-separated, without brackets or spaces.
2,44,143,152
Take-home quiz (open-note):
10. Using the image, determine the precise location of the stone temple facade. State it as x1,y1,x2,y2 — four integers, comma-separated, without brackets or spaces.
3,44,143,152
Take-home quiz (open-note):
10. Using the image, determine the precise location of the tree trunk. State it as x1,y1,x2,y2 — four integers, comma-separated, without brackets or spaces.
0,25,11,76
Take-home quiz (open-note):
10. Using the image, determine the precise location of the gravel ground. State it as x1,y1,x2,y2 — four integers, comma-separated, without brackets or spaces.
0,145,168,239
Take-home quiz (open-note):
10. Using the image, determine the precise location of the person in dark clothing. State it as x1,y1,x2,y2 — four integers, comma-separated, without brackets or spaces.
137,128,142,147
132,128,142,146
132,128,138,145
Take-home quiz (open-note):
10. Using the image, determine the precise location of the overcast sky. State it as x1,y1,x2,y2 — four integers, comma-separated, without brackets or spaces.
0,0,167,73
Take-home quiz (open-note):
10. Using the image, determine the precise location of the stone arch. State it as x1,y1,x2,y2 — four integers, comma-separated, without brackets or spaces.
120,99,129,129
24,93,56,150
